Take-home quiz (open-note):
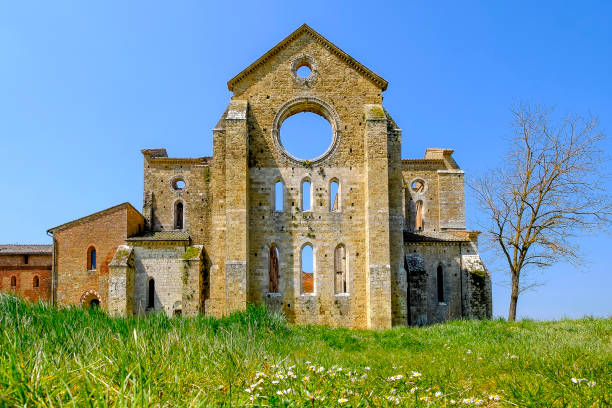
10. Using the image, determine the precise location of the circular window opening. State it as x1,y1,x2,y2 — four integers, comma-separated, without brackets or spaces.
280,112,333,161
172,178,186,191
296,64,312,78
411,179,426,193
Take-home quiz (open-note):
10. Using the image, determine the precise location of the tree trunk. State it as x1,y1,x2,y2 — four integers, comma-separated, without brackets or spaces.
508,273,520,321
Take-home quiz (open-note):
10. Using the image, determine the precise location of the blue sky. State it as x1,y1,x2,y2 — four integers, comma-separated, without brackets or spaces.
1,1,610,320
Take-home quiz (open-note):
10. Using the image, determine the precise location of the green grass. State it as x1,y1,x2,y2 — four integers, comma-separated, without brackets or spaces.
0,294,610,407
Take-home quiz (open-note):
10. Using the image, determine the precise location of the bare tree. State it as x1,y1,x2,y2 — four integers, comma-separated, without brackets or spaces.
472,104,612,321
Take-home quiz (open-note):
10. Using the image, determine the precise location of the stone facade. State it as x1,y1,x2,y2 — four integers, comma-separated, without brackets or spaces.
42,24,491,327
0,245,52,302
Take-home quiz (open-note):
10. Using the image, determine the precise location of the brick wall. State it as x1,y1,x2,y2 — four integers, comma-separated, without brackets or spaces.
0,254,52,302
52,204,143,308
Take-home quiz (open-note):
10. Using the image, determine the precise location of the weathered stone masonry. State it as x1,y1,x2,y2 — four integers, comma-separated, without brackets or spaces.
41,24,491,328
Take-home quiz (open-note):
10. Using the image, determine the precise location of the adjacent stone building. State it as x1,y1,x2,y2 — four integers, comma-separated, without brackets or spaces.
0,245,52,302
42,24,491,328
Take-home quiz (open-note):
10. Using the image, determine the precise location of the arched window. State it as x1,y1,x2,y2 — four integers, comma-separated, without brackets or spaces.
334,244,348,294
174,201,184,230
330,179,340,212
301,180,311,211
33,276,39,288
269,245,280,293
147,279,155,309
87,247,96,270
275,181,284,212
437,265,445,303
10,276,16,288
301,244,314,294
415,200,423,232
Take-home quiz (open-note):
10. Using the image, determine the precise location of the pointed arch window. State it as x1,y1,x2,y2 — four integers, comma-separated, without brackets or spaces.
269,245,280,293
330,179,340,212
33,276,39,288
334,244,348,294
437,265,445,303
415,200,423,232
147,279,155,309
275,181,284,212
174,201,184,230
301,179,311,211
301,244,314,294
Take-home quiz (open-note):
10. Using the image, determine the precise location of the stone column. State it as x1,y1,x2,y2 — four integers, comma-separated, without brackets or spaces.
108,245,134,317
182,245,204,317
363,104,392,328
224,100,249,313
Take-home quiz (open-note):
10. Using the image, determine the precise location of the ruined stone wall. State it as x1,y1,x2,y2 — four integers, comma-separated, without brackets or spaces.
142,156,212,247
0,254,52,302
401,160,447,232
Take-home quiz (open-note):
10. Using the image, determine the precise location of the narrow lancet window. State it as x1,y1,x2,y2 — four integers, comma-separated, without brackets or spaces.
301,244,314,294
415,200,423,231
302,180,311,211
33,276,39,288
269,245,279,293
330,180,339,212
10,276,16,288
275,181,284,212
437,265,444,303
87,247,96,270
334,245,347,294
175,202,184,230
148,279,155,309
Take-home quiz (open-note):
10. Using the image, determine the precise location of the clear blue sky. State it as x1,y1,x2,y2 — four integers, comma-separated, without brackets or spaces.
1,1,610,320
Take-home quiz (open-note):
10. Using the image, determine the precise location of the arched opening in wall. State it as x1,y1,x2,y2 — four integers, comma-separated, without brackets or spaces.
33,275,39,288
10,276,16,288
174,201,184,230
81,290,101,308
437,265,445,303
301,244,314,294
330,179,340,212
415,200,423,232
279,112,333,160
147,279,155,309
301,180,311,211
89,299,100,308
269,245,280,293
274,181,284,212
87,246,96,270
334,244,348,294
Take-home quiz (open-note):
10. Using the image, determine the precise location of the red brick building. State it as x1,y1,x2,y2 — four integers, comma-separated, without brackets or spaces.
0,245,53,302
47,203,144,308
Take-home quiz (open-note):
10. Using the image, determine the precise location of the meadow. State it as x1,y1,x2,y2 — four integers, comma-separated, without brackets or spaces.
0,294,609,407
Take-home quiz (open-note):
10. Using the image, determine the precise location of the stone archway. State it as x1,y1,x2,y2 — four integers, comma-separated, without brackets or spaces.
80,289,102,308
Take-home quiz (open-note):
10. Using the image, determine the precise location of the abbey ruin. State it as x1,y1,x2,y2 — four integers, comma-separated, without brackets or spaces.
3,25,492,328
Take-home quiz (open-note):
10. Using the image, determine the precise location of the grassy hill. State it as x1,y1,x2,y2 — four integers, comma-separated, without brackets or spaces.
0,294,609,407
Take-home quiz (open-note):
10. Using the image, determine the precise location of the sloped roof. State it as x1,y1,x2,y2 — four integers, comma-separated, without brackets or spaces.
47,202,142,233
0,245,53,255
404,231,471,243
126,231,190,242
227,24,388,92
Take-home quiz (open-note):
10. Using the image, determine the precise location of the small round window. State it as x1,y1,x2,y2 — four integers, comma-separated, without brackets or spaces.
296,64,312,78
172,178,186,191
411,179,425,193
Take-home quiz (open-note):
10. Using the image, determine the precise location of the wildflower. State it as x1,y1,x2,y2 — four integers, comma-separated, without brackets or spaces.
271,380,279,384
587,380,596,387
338,398,348,404
244,388,252,394
450,400,456,405
488,394,501,401
302,375,310,382
571,377,579,384
364,366,371,371
466,349,472,354
411,371,422,378
410,387,418,394
510,355,518,359
255,371,266,379
435,391,443,397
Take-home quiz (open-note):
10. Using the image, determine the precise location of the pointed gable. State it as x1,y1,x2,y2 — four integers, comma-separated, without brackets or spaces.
227,24,388,92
